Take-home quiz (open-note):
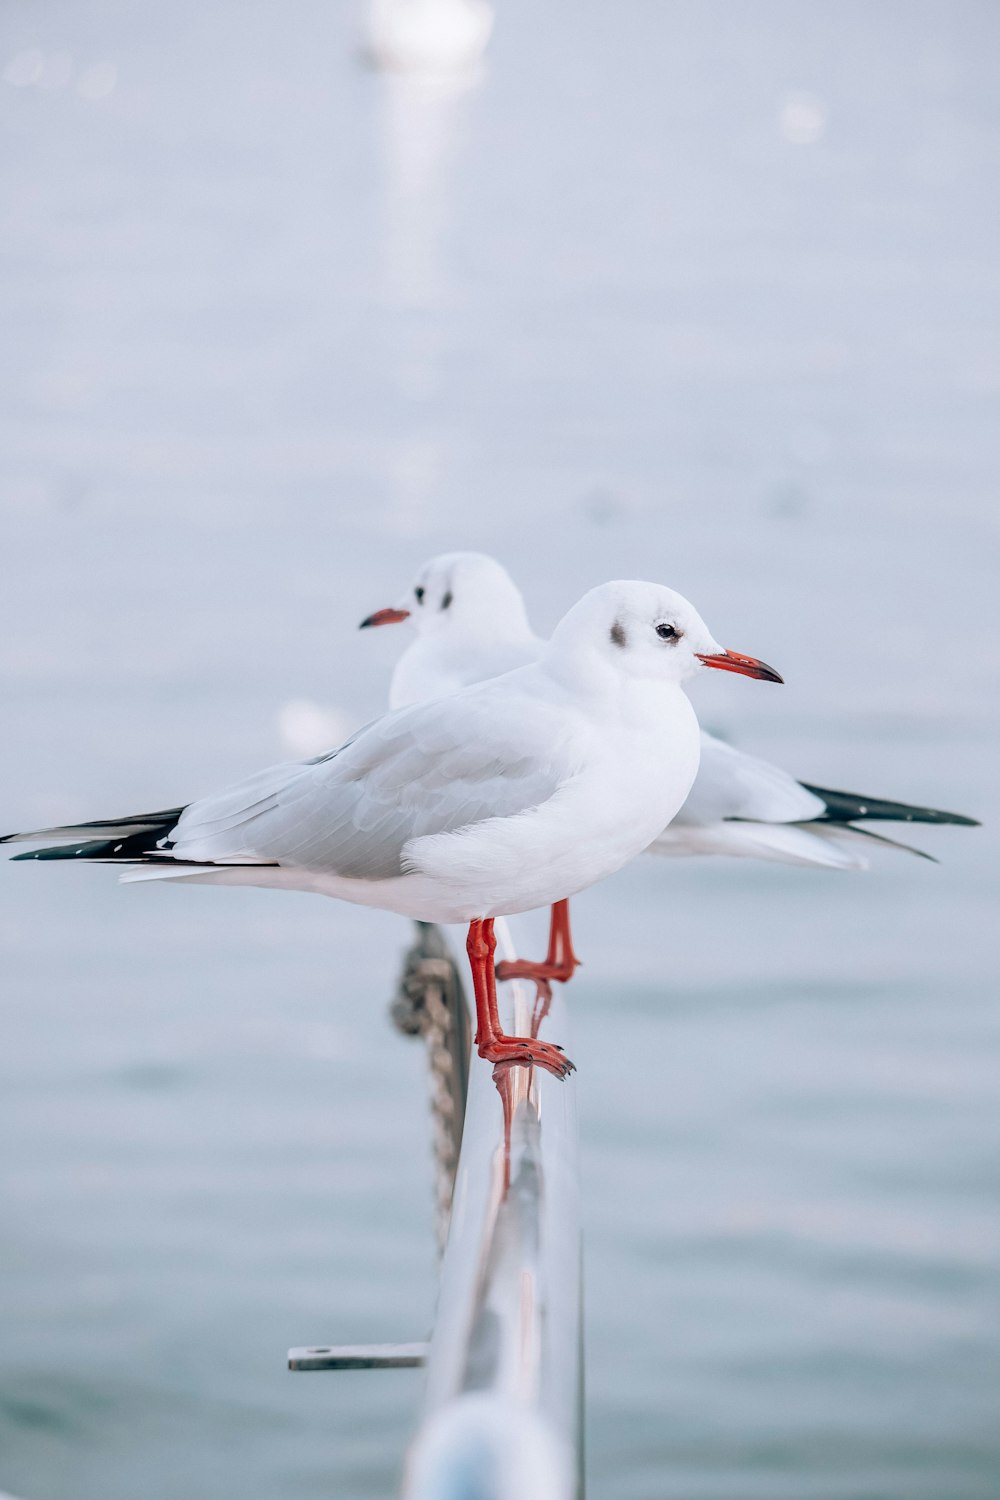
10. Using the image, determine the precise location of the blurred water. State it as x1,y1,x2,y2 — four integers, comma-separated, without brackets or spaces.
1,1,998,1496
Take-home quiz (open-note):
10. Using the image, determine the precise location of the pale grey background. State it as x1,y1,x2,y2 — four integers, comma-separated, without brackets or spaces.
1,1,998,1497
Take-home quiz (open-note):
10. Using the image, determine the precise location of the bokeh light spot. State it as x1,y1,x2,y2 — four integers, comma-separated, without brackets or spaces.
3,47,44,87
780,91,827,144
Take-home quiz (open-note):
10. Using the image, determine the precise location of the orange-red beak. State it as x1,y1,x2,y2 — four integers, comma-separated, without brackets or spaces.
359,607,410,629
696,648,783,684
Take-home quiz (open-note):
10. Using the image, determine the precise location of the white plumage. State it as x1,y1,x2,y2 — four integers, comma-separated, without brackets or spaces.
362,551,974,870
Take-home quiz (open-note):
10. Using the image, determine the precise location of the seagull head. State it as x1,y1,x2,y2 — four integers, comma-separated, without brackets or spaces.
359,551,533,644
546,580,783,690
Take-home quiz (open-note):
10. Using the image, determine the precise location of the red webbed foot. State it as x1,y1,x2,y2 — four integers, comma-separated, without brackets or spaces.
475,1032,575,1080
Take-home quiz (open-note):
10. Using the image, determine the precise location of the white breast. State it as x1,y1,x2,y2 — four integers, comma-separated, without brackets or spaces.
407,683,702,919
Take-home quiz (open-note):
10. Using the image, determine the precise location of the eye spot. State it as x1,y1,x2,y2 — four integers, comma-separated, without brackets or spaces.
656,622,680,642
610,621,627,648
414,587,425,603
440,591,453,611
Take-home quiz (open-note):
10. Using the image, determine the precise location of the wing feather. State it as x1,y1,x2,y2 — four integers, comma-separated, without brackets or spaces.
676,733,825,826
169,683,570,880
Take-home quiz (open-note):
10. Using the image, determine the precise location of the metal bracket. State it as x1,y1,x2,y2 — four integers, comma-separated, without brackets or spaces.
288,1342,428,1371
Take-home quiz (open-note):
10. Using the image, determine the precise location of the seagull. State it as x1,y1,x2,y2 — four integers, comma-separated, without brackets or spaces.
3,580,782,1078
364,0,494,76
360,551,978,996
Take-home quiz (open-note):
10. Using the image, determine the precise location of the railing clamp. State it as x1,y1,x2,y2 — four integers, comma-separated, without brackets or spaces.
288,1342,428,1371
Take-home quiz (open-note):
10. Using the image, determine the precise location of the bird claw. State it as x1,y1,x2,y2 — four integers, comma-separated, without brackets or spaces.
477,1034,575,1080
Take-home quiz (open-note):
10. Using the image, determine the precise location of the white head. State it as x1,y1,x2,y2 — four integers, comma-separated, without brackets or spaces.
546,580,783,691
360,551,533,645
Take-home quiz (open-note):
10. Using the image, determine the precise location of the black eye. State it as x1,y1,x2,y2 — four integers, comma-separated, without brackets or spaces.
414,587,424,604
441,591,453,610
656,622,678,641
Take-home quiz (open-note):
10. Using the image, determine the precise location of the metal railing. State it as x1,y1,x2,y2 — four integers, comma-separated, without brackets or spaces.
288,914,584,1498
402,915,583,1500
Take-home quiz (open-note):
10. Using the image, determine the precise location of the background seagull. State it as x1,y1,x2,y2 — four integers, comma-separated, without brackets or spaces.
361,551,977,995
364,0,494,77
3,580,781,1077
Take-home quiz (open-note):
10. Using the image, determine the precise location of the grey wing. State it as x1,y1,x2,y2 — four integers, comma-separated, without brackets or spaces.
674,732,826,827
169,686,571,879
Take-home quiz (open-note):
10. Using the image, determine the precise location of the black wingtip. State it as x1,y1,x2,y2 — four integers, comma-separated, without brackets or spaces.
3,808,186,861
801,784,980,828
11,842,117,861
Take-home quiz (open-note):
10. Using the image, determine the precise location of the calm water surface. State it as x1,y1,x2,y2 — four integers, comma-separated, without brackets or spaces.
1,1,998,1496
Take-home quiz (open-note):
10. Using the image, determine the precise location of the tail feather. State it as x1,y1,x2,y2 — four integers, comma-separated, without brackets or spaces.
800,784,978,827
820,823,939,862
647,819,869,870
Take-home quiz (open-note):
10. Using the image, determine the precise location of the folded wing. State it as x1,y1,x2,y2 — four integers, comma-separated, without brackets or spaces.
4,681,572,882
647,732,977,870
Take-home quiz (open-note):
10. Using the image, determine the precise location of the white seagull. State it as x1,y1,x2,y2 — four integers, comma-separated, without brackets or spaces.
364,0,494,76
360,551,978,995
3,580,782,1078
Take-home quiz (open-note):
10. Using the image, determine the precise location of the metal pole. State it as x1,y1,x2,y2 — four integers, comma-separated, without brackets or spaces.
403,914,583,1500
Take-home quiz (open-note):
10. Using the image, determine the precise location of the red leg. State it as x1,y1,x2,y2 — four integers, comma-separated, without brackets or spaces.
529,978,553,1039
495,899,581,987
493,1064,515,1194
466,919,574,1079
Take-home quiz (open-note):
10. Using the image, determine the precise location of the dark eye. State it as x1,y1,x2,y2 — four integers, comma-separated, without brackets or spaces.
656,622,678,641
441,591,453,610
414,587,425,604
